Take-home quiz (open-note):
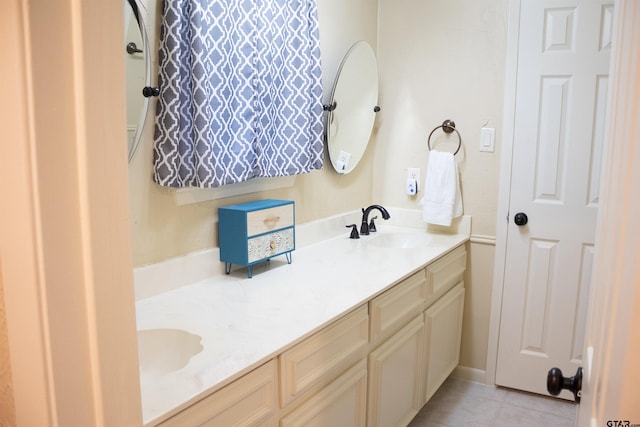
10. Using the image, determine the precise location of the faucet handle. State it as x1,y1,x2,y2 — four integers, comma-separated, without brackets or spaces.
346,224,360,239
369,216,378,232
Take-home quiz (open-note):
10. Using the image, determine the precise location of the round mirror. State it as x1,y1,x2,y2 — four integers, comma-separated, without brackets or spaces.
326,41,379,174
124,0,151,162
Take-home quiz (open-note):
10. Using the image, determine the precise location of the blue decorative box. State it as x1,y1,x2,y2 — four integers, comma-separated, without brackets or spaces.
218,199,295,278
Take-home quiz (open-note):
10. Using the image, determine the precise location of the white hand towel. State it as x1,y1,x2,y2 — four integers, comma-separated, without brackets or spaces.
419,150,463,226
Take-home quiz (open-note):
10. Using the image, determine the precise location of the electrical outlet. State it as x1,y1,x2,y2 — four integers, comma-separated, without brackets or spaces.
407,168,420,195
407,168,420,182
335,150,352,173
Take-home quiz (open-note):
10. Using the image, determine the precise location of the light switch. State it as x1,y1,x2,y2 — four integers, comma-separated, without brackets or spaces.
480,127,495,152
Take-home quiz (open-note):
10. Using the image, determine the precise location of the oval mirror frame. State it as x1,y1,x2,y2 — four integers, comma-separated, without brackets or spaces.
125,0,151,163
326,41,379,174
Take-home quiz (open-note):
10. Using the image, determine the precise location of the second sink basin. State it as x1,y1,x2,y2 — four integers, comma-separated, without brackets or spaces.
138,328,203,380
367,232,432,249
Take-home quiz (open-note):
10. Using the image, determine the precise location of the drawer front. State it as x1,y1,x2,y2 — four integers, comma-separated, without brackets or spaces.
280,359,368,427
247,204,294,237
279,305,369,407
425,245,466,304
159,360,278,427
247,228,294,263
369,270,427,344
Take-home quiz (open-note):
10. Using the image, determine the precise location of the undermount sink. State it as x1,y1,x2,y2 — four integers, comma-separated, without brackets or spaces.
367,232,432,249
137,328,203,379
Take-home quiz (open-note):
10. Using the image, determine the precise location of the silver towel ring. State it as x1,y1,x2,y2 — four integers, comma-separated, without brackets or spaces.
427,120,462,155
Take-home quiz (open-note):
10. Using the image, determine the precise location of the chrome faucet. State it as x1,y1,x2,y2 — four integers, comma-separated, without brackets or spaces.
360,205,390,235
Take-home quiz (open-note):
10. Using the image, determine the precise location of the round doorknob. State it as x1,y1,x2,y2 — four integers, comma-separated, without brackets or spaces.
547,367,582,403
514,212,528,226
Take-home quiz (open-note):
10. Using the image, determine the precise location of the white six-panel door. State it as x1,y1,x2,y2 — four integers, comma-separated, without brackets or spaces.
495,0,612,398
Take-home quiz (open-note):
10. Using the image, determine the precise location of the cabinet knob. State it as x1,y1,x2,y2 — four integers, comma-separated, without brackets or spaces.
264,216,280,228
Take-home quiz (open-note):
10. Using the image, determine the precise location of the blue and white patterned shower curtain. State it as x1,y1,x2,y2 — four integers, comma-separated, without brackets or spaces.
153,0,324,188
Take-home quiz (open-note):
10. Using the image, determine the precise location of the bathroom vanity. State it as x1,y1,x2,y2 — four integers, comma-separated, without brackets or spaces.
135,211,469,426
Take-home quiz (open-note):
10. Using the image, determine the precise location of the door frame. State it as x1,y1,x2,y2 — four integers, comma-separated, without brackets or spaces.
485,0,522,387
576,0,640,422
487,0,640,420
1,0,142,425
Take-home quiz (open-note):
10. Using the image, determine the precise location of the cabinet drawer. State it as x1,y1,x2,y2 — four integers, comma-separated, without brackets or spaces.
159,359,278,427
247,204,294,236
248,228,295,263
279,305,369,407
280,359,368,427
369,270,427,344
426,245,466,304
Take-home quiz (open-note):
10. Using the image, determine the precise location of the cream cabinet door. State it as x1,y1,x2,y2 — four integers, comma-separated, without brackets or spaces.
280,359,368,427
424,283,465,402
367,314,425,427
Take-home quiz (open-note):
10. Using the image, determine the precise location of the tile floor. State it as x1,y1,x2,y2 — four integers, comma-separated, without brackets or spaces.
409,377,576,427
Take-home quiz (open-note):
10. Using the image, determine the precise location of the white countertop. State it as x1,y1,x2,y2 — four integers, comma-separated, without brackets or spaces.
135,210,470,425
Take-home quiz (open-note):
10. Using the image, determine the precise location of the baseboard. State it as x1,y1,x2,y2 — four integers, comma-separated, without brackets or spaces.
452,365,486,383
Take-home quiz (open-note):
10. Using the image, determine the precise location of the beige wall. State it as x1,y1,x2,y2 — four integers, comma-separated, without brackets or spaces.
460,240,496,371
375,0,507,235
375,0,509,374
128,0,380,266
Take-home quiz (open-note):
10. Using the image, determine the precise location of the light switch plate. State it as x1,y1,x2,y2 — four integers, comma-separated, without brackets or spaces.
480,127,495,152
